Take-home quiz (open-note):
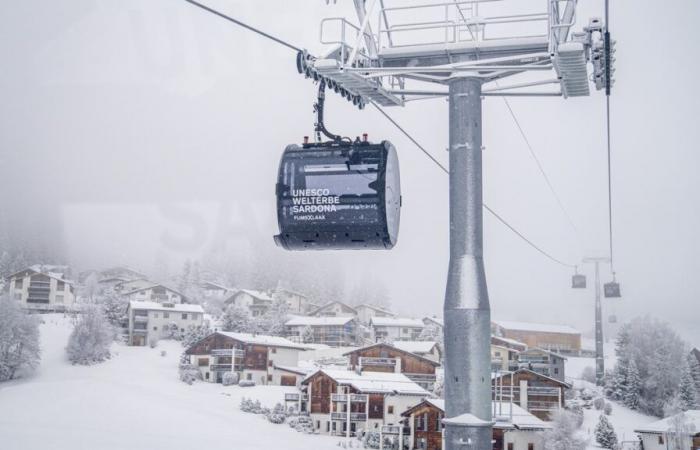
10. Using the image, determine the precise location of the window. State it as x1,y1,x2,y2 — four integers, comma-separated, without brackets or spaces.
57,281,65,291
554,368,559,375
658,435,664,445
163,312,169,319
205,372,209,380
267,374,273,383
246,373,252,380
495,351,501,357
182,313,188,320
508,444,514,450
271,348,277,354
153,313,159,318
436,413,443,431
15,279,23,289
528,444,534,450
387,406,394,414
268,360,273,367
198,358,209,367
55,295,64,303
153,326,158,331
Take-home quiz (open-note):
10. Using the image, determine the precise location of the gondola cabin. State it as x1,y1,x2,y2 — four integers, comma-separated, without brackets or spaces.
604,281,621,298
572,274,586,289
274,140,401,250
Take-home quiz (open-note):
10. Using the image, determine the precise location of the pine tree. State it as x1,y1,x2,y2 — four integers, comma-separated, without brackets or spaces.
678,358,699,411
594,415,618,449
260,297,290,336
624,359,641,410
611,362,628,401
99,289,128,328
181,324,212,348
66,304,114,365
221,306,253,333
687,353,700,397
301,325,315,344
0,295,41,381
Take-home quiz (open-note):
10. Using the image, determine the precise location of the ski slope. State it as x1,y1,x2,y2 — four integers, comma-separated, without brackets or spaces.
0,315,342,450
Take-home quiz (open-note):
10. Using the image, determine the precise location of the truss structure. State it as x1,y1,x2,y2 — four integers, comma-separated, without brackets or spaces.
300,0,614,106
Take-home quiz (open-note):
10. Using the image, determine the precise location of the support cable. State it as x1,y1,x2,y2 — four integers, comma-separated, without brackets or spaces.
604,0,615,274
183,0,579,270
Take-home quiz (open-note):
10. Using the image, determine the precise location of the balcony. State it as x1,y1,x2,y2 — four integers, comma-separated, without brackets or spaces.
134,316,148,323
381,425,401,435
26,297,50,304
132,328,148,335
331,394,369,403
211,364,233,371
358,357,398,367
211,348,245,358
285,393,309,402
330,412,367,421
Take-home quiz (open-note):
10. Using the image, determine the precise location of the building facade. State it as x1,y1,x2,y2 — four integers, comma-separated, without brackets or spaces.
517,348,566,382
492,321,581,355
285,316,359,347
127,301,204,346
185,331,308,385
491,369,569,421
121,283,186,304
224,289,273,317
272,289,316,315
635,410,700,450
355,304,396,325
309,301,358,318
370,317,425,342
7,267,76,311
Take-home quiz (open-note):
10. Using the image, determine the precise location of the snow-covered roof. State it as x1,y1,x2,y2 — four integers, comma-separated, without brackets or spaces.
392,341,439,354
128,301,203,314
521,347,568,360
7,267,73,284
423,316,444,327
286,315,355,326
355,304,396,316
216,331,309,350
237,289,273,301
635,410,700,434
493,320,580,335
121,283,186,299
491,368,571,388
422,398,550,430
273,365,312,376
342,343,441,367
370,317,424,328
304,369,429,396
491,335,528,350
309,301,357,316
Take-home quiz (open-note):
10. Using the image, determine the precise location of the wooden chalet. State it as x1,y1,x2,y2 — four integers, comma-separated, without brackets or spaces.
491,368,570,421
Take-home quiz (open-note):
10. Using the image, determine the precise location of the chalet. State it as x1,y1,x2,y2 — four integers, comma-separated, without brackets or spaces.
492,320,581,355
224,289,272,317
491,369,570,421
355,304,396,325
6,267,76,311
285,316,359,347
113,278,155,293
422,316,443,332
185,331,308,385
517,348,566,382
391,341,442,363
121,283,187,304
370,317,424,342
127,301,204,346
344,343,440,390
99,266,147,282
402,398,550,450
273,289,316,315
635,410,700,450
491,344,521,373
302,368,428,436
199,280,231,298
310,301,358,318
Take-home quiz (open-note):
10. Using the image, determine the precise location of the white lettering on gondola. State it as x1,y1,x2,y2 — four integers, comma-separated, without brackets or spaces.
290,189,340,215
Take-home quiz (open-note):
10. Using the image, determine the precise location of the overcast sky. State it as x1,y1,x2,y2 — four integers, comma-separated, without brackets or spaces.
1,0,699,345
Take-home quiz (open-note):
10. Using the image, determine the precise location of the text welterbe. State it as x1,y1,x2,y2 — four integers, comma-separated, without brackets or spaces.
291,189,340,214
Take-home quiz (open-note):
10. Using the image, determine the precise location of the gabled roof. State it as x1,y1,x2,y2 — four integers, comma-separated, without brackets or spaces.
423,316,444,328
354,304,396,316
391,341,440,355
309,301,358,316
492,368,571,388
493,320,580,335
302,369,429,396
274,365,311,376
520,347,568,360
216,331,309,350
128,301,203,314
402,398,551,430
199,280,230,290
491,335,528,351
226,289,273,303
635,410,700,435
342,342,440,367
121,283,186,299
370,317,424,328
286,315,355,326
6,267,73,284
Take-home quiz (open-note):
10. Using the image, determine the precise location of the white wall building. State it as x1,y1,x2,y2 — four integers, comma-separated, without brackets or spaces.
7,267,76,311
127,301,204,346
310,301,358,318
635,410,700,450
273,289,316,315
224,289,273,317
392,340,442,363
121,283,186,304
370,317,425,342
354,304,396,325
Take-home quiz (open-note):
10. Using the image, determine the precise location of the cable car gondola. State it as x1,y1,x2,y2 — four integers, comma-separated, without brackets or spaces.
572,270,586,289
274,79,401,251
604,281,621,298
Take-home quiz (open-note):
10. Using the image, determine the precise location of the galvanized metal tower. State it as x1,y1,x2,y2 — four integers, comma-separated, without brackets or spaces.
299,2,616,449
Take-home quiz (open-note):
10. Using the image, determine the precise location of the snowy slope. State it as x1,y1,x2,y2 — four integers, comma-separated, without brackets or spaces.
0,315,343,450
581,401,656,449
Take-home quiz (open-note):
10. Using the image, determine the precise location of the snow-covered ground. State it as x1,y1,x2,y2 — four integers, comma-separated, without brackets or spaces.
0,315,343,450
581,400,656,449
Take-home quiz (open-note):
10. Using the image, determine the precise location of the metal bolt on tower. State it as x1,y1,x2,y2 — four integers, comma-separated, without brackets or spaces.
299,2,616,449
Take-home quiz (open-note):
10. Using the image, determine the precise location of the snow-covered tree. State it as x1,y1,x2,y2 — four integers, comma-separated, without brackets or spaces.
594,414,618,449
80,273,102,302
581,366,597,384
221,306,253,333
678,358,699,411
0,295,40,381
259,297,290,336
418,323,443,345
0,251,13,278
181,324,212,348
543,410,586,450
688,353,700,396
66,304,113,365
162,322,183,340
623,359,641,410
98,289,128,328
433,371,444,398
178,362,200,385
301,325,315,344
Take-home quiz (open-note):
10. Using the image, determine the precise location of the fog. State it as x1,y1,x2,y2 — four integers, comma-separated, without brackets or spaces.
1,0,699,343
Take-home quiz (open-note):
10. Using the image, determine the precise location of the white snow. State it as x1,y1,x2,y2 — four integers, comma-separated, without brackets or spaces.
216,331,310,350
369,317,424,327
493,320,580,335
392,340,439,354
426,398,550,430
634,410,700,434
128,300,204,313
285,315,354,326
581,400,657,448
0,314,346,450
305,368,429,395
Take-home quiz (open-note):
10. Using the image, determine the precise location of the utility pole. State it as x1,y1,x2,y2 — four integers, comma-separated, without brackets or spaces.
443,76,492,448
583,256,610,385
